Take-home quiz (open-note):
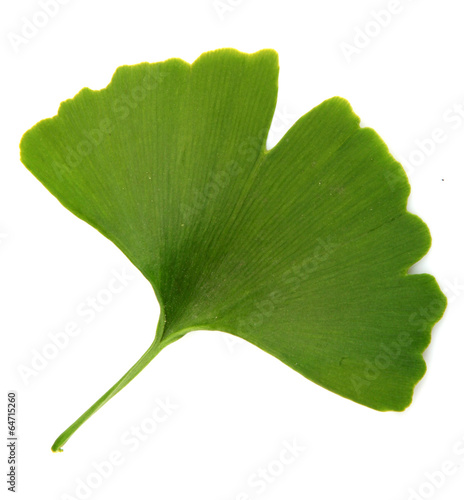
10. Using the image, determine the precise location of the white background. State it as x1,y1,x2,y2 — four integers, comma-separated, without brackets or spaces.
1,1,464,499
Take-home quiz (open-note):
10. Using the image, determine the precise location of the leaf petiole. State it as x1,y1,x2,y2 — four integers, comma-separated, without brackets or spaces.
51,317,167,452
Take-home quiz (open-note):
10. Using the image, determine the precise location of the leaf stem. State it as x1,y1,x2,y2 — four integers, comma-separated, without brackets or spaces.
51,319,166,452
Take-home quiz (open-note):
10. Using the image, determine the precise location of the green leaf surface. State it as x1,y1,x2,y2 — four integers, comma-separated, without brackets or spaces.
19,48,446,451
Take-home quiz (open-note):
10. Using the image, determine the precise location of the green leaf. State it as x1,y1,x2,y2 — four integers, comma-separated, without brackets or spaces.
20,48,446,452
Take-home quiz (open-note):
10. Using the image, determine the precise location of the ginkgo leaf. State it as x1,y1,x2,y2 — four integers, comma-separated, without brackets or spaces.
20,48,446,452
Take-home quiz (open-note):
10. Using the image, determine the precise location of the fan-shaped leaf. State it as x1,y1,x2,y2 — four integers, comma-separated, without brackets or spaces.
19,49,446,452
